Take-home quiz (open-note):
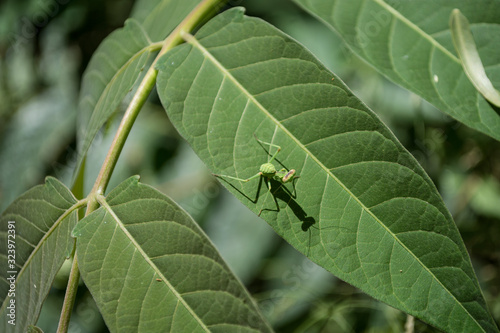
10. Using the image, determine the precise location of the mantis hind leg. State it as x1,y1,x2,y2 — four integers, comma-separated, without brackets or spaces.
213,172,261,183
215,172,265,208
258,178,280,216
253,133,282,163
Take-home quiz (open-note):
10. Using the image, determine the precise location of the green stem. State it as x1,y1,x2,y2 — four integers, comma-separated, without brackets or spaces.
56,0,224,331
56,257,80,333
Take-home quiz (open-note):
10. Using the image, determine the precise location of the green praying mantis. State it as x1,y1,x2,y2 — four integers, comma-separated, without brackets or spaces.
213,131,299,199
213,129,353,255
213,129,352,255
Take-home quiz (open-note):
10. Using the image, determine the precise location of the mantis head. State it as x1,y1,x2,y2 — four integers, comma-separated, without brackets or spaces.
277,168,296,183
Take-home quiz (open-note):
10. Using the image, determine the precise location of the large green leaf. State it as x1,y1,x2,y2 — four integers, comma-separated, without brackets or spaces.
72,176,272,332
292,0,500,141
0,177,78,332
155,8,498,332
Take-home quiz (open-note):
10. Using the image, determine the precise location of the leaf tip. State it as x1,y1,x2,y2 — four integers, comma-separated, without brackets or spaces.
449,8,465,27
228,6,246,22
71,225,82,238
44,175,58,184
27,325,44,333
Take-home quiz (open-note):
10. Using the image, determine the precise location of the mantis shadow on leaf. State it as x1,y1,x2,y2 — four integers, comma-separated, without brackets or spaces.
213,128,317,232
217,171,356,258
216,174,316,229
264,178,316,228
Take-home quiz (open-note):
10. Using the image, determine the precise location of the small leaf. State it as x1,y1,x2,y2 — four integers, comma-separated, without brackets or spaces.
156,8,498,332
293,0,500,141
450,9,500,107
0,177,78,332
75,0,209,184
75,19,156,184
73,176,272,332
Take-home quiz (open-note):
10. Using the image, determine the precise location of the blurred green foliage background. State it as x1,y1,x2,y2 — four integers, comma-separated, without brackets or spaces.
1,0,499,332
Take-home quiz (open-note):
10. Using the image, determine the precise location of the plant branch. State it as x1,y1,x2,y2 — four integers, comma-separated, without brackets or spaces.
56,256,80,333
56,0,225,331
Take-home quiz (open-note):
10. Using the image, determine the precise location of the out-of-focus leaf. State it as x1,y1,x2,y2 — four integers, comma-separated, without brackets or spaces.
205,190,277,283
471,177,500,219
156,8,498,332
0,89,76,212
293,0,500,141
0,177,78,332
72,176,272,332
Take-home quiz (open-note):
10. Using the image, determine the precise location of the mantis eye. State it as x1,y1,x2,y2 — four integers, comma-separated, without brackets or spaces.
282,169,296,182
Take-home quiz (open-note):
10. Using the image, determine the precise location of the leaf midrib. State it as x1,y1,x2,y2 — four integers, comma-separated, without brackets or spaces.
368,0,460,63
182,31,482,331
